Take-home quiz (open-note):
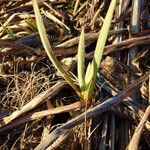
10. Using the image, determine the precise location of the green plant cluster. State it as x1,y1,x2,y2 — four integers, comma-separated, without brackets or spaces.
31,0,117,102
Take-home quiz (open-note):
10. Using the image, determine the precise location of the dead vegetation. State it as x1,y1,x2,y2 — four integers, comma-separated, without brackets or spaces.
0,0,150,150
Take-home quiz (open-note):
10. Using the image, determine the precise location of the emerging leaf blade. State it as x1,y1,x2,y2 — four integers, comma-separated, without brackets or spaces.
85,0,117,100
78,28,85,91
94,0,117,70
32,0,81,97
83,61,95,101
85,62,93,88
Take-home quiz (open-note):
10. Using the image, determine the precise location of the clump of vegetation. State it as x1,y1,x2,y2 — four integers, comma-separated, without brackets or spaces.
32,0,117,101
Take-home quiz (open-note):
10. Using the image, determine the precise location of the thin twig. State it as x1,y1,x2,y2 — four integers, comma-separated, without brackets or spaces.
73,0,80,15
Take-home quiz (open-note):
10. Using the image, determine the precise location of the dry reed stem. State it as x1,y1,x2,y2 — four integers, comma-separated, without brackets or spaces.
128,0,142,101
128,106,150,150
91,34,150,56
0,101,86,133
73,0,80,15
46,130,72,150
56,29,127,48
99,114,108,150
0,40,38,56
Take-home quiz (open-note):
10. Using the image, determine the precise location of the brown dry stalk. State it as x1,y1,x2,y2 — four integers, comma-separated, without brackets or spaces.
0,40,38,56
104,35,150,55
56,29,127,48
128,106,150,150
0,81,66,127
41,100,54,140
86,34,150,58
35,73,149,150
99,114,108,150
46,130,72,150
0,101,85,133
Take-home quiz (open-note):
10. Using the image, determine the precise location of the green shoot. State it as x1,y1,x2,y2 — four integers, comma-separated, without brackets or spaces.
25,18,37,31
32,0,117,102
31,0,81,97
0,22,16,40
77,28,86,92
85,62,92,87
84,0,117,100
6,24,16,40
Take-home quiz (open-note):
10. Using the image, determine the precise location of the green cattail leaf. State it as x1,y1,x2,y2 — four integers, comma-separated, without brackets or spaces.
83,77,94,101
94,0,117,68
85,62,93,87
6,25,16,40
85,0,117,100
31,0,81,97
25,18,37,31
83,61,95,101
78,28,85,91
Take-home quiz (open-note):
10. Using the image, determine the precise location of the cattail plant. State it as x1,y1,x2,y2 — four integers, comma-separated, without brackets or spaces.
31,0,117,102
